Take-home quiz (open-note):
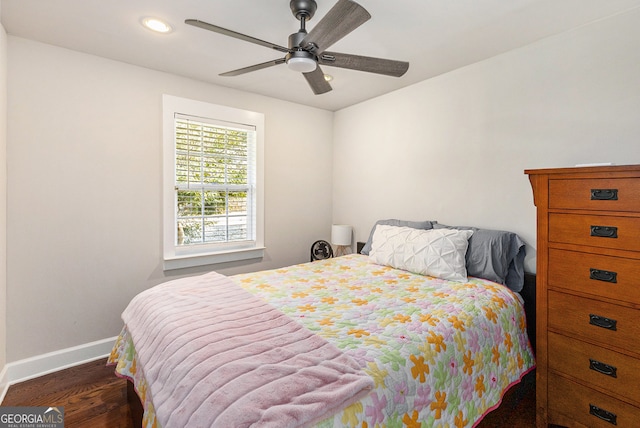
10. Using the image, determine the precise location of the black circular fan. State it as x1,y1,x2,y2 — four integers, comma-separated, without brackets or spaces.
310,240,333,261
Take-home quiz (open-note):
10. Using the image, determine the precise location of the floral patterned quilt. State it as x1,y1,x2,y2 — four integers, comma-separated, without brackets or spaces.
109,254,535,427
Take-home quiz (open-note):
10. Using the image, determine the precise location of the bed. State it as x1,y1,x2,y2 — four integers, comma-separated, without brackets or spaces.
109,220,536,427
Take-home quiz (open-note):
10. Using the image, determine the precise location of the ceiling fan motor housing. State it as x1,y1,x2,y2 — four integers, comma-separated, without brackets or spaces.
286,30,318,72
290,0,318,20
288,31,317,53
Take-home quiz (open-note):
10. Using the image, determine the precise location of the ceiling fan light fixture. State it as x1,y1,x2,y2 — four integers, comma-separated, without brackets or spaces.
287,56,317,73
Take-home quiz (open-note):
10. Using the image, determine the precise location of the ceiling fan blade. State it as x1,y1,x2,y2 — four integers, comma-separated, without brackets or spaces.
319,51,409,77
300,0,371,54
303,66,332,95
220,58,287,77
185,19,291,54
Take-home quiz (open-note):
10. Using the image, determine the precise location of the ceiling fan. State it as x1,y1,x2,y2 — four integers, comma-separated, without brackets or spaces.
185,0,409,95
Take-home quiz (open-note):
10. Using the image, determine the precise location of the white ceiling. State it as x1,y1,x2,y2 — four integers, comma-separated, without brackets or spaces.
3,0,640,111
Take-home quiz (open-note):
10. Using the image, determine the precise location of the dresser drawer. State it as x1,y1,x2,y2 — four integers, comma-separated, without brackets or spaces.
549,332,640,405
549,178,640,212
548,290,640,355
548,248,640,305
549,374,640,427
549,213,640,252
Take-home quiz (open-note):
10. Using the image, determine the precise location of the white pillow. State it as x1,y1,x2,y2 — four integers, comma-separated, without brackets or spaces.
369,225,474,282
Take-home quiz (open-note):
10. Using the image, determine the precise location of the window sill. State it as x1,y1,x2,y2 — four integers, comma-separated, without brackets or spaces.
163,246,265,271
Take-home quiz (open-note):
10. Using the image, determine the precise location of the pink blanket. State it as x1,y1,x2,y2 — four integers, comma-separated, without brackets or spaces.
121,271,374,428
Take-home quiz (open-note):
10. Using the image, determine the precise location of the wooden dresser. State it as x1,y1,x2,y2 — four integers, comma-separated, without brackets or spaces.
526,165,640,427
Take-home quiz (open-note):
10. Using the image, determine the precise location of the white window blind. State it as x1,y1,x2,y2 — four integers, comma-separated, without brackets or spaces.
162,95,264,270
174,114,256,247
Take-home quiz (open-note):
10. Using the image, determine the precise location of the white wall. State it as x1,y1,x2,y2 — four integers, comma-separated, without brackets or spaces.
0,15,8,376
6,37,333,362
333,8,640,273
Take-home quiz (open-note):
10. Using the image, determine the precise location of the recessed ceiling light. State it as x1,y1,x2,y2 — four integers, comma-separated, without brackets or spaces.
141,17,173,34
324,74,333,82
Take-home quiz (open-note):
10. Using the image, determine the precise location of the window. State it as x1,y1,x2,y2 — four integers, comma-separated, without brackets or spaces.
163,95,264,270
174,116,254,245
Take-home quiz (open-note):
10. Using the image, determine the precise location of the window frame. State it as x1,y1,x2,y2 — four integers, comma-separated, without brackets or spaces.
162,95,265,270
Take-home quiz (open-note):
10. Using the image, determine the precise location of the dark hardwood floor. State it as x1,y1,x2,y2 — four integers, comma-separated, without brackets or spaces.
478,369,537,427
2,359,133,428
2,358,536,427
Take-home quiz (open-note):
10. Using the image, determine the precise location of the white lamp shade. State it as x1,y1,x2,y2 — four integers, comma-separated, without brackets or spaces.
331,224,352,246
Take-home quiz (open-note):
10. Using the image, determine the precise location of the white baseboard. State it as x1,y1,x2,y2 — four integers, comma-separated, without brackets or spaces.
0,336,117,404
0,364,9,405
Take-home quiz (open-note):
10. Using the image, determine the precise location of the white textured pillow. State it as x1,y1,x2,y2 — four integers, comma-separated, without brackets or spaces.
369,225,474,282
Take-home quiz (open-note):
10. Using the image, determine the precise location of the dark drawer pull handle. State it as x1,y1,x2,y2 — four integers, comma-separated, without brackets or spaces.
591,189,618,200
590,268,618,283
590,225,618,239
590,404,617,425
589,314,617,331
589,359,617,378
